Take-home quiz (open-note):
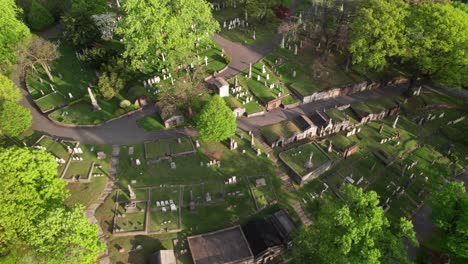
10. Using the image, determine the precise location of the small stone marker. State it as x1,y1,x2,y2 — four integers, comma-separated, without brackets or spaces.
170,162,176,169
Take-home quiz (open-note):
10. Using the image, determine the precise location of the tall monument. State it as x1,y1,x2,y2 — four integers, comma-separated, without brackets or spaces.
88,87,101,111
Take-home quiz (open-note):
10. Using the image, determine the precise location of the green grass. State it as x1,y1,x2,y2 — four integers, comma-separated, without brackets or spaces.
108,233,178,264
168,138,194,154
260,121,302,144
271,47,363,96
145,141,169,160
279,143,331,176
49,97,122,125
213,6,281,46
26,44,96,102
35,92,67,112
137,114,165,131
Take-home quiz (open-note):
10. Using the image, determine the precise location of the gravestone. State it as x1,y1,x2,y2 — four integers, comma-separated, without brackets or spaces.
170,162,176,169
256,178,267,187
128,146,134,155
195,140,200,148
97,152,107,160
251,134,255,147
248,64,252,78
257,149,261,156
206,192,211,202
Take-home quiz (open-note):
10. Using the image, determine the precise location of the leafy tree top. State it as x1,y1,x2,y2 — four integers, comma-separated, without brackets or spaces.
27,0,54,31
0,73,21,102
117,0,219,71
197,94,236,142
0,0,31,70
294,185,417,264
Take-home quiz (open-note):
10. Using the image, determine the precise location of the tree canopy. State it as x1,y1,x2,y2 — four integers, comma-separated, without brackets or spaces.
431,181,468,258
0,147,104,263
349,0,409,70
27,0,54,31
0,101,32,137
117,0,219,71
294,184,417,264
349,0,468,87
61,0,107,48
0,0,31,70
407,3,468,87
0,73,21,102
196,95,236,142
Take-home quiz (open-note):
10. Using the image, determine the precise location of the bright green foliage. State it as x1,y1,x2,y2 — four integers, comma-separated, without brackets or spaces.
117,0,219,70
244,0,275,21
97,72,123,99
0,0,31,69
0,147,66,254
294,185,416,264
0,101,32,137
61,0,107,47
0,147,103,263
349,0,409,70
27,0,54,31
0,73,21,102
197,95,236,142
29,206,105,264
407,3,468,87
431,181,468,258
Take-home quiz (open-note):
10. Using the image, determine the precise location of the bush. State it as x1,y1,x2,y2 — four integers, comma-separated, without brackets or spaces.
28,0,55,31
114,108,126,116
119,100,131,108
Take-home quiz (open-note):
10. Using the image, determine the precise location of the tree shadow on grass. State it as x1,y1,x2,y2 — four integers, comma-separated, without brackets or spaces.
127,235,165,264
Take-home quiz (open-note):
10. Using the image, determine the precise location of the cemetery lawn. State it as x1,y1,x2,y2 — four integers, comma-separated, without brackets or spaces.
34,92,67,113
265,46,365,97
49,97,122,125
260,121,302,144
212,7,281,46
279,143,331,176
238,61,291,104
137,114,165,131
26,44,96,102
108,233,179,264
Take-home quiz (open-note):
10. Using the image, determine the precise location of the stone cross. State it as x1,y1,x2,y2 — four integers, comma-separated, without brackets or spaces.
128,185,136,200
88,87,101,111
392,115,399,129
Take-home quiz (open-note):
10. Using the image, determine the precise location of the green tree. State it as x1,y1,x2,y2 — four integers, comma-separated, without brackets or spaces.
97,71,124,99
117,0,219,70
407,3,468,87
197,95,236,142
0,147,66,254
349,0,409,70
27,0,54,31
0,0,31,70
0,147,103,263
431,181,468,258
294,185,417,263
0,101,32,137
0,73,21,102
29,206,105,264
61,0,107,47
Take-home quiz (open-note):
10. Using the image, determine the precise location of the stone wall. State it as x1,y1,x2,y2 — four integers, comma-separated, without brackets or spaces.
291,78,409,104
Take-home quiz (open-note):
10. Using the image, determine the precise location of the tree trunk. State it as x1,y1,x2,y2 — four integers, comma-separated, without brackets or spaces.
40,62,54,82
